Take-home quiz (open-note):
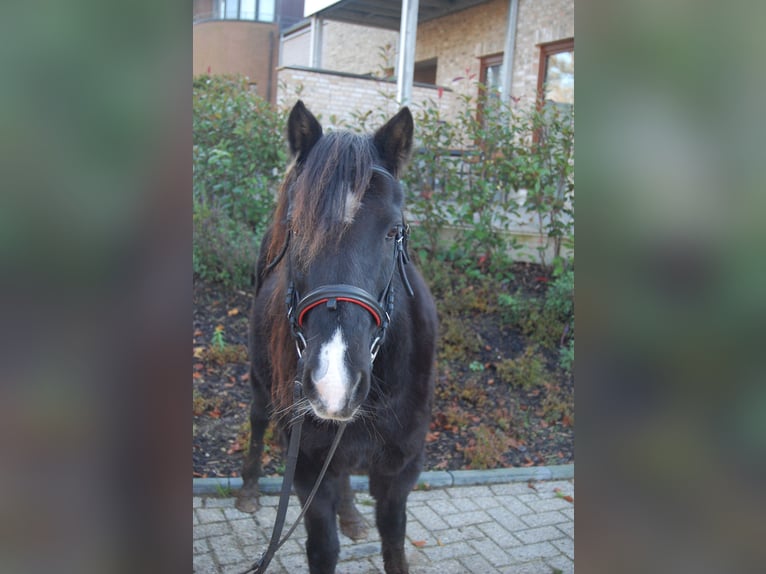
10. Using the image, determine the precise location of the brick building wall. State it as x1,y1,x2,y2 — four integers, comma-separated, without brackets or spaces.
415,0,573,105
308,0,573,106
321,21,399,76
282,20,398,75
193,20,280,102
277,66,458,129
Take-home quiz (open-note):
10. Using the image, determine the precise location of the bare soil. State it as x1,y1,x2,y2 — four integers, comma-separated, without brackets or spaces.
192,262,574,478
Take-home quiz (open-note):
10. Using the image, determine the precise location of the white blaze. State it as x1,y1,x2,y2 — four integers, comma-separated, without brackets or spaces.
312,327,351,414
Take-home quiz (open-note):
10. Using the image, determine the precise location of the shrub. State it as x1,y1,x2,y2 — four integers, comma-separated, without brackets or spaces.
193,75,287,288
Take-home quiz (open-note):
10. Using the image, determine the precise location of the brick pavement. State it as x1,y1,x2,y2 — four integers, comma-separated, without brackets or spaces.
193,479,574,574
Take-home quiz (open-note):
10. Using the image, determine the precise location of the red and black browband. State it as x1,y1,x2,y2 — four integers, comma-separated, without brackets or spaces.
295,284,387,328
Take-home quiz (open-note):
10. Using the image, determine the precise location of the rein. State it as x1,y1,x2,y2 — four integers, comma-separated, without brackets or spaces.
242,163,414,573
242,380,347,574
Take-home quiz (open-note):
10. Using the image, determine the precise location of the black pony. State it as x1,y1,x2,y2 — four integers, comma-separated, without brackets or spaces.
236,101,438,574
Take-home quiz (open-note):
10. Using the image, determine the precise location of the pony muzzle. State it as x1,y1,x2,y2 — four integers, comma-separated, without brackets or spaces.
304,328,368,421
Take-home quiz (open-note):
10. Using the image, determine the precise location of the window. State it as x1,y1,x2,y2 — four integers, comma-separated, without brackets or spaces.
537,38,574,109
414,58,437,85
215,0,275,22
478,53,504,128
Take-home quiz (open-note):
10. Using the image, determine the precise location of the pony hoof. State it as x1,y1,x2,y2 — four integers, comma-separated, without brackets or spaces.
235,487,260,513
340,515,369,540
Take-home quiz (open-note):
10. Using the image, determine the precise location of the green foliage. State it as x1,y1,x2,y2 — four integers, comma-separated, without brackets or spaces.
401,86,573,274
193,75,287,288
497,265,574,353
559,339,574,374
495,347,549,390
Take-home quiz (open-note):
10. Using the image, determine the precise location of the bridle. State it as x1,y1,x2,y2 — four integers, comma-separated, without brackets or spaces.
285,218,414,363
242,164,414,574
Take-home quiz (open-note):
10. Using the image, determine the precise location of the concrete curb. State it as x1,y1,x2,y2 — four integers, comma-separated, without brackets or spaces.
193,464,574,495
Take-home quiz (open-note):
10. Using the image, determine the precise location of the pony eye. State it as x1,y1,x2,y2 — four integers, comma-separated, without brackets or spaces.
386,226,399,239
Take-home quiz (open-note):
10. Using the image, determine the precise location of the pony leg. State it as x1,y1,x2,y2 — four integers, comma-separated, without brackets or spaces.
338,473,368,540
294,465,342,574
235,378,269,513
370,458,422,574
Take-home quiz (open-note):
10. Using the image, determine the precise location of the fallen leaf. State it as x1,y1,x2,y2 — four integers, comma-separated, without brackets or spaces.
554,488,574,503
227,308,240,316
426,432,440,443
194,329,203,337
194,363,204,371
527,481,538,491
411,540,426,548
209,406,221,419
193,346,206,358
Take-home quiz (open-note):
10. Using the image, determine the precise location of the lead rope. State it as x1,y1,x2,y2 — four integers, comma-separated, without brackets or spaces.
241,382,348,574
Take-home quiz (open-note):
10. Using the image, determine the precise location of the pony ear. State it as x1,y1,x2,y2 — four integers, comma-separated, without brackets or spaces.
373,107,414,176
287,100,323,162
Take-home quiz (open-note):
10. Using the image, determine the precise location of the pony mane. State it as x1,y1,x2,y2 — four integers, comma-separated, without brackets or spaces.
287,131,375,268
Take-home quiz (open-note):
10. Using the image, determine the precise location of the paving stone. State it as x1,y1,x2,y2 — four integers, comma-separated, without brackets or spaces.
194,521,231,539
277,551,309,571
193,538,209,555
498,559,552,573
459,552,501,574
408,505,449,531
426,498,460,515
223,507,252,521
469,538,513,567
545,553,575,574
490,483,534,496
405,519,430,543
472,495,503,509
551,536,574,560
525,497,574,513
450,496,480,512
432,524,484,545
193,551,218,574
476,521,522,548
421,540,474,562
339,542,380,562
194,479,575,574
228,517,260,543
505,541,560,564
209,533,246,565
193,510,199,526
555,521,574,539
447,485,498,499
416,558,469,574
515,525,567,545
196,507,226,524
519,510,567,528
542,480,575,495
336,558,378,573
253,505,278,527
559,507,574,521
205,497,235,508
484,506,527,531
496,494,534,516
407,489,438,503
444,509,492,527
